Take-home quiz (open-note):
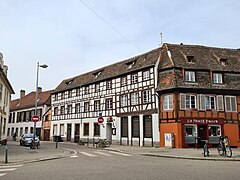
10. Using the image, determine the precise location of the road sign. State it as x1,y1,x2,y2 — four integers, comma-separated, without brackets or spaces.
32,115,40,122
98,117,104,124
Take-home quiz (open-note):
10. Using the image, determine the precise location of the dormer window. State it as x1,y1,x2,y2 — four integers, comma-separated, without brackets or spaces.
187,56,195,63
213,73,223,84
94,71,102,78
66,79,74,85
126,60,136,69
185,71,196,82
220,58,227,66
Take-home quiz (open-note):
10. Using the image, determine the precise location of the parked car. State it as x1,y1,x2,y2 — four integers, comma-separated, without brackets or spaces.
20,133,40,147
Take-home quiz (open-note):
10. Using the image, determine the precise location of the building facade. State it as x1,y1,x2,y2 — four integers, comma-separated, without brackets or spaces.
0,53,14,142
8,88,52,140
51,48,160,146
157,43,240,148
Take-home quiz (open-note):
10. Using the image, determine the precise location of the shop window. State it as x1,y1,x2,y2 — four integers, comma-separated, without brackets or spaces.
83,123,89,136
209,125,221,144
163,95,173,110
94,123,100,136
184,125,197,144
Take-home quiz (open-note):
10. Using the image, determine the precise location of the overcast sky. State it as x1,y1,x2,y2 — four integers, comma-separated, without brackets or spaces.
0,0,239,99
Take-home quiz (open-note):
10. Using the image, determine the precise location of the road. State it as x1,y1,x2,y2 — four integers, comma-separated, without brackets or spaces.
1,146,239,180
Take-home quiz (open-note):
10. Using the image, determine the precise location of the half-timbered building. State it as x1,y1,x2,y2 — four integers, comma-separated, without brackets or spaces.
51,48,160,146
157,43,240,148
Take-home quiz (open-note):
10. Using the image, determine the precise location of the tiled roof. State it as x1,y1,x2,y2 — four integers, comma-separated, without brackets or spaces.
157,43,240,92
10,90,52,111
53,47,161,93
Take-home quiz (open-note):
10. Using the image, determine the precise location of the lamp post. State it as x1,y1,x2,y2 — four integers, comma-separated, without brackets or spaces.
33,62,48,142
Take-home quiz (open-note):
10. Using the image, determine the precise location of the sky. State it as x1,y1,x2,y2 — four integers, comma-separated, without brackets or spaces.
0,0,240,99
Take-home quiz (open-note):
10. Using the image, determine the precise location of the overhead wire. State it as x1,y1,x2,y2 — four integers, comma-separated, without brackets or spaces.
79,0,142,52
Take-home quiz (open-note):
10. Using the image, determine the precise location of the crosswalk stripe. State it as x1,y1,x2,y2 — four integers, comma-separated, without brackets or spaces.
0,165,23,168
0,173,6,176
0,168,17,172
107,151,132,157
70,155,79,158
95,151,113,156
79,152,97,157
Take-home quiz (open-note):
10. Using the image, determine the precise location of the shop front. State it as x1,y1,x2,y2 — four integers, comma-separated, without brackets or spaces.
181,118,224,148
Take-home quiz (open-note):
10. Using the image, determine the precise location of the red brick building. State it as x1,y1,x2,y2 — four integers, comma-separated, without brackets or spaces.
157,43,240,148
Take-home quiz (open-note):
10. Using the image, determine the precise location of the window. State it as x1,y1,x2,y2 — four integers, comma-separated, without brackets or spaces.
132,116,140,137
121,77,127,86
75,103,80,113
68,90,72,98
106,99,113,110
60,106,65,115
107,81,112,90
143,70,150,81
83,123,89,136
121,117,128,137
185,71,195,82
205,96,215,110
187,56,194,63
144,115,152,138
217,95,224,111
213,73,223,84
220,58,227,66
94,123,100,136
76,88,80,96
61,92,65,99
54,94,58,101
94,100,100,111
184,125,197,144
67,105,72,114
84,102,89,112
60,124,64,136
180,94,196,109
131,92,138,105
53,125,57,136
163,95,173,110
84,86,89,94
120,95,128,107
95,83,100,92
143,90,151,103
209,125,221,137
54,107,58,115
225,96,237,112
131,74,138,84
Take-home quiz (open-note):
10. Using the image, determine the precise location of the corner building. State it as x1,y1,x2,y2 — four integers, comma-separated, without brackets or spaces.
51,48,160,147
157,43,240,148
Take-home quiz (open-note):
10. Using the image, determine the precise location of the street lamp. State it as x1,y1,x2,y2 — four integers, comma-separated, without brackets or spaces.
33,62,48,143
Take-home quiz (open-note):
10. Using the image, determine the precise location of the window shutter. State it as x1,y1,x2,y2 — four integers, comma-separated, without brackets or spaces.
217,95,224,111
231,97,237,112
198,94,205,110
180,94,186,110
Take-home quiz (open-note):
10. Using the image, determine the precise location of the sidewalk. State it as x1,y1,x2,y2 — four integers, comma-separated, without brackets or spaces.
0,141,75,165
106,145,240,161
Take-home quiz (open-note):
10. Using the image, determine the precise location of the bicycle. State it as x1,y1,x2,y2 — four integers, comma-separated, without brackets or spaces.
29,139,40,149
202,140,210,157
217,136,232,157
96,139,111,148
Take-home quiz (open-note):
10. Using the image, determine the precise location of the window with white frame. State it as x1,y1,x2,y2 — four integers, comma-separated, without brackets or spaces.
106,98,113,110
184,125,197,137
217,95,224,111
107,81,112,90
131,92,138,105
67,105,72,114
94,100,100,111
131,74,138,84
143,70,150,81
84,102,89,112
185,71,196,82
213,73,223,84
68,90,72,98
143,90,151,103
121,76,127,86
225,96,237,112
163,95,173,110
95,83,100,92
120,95,128,107
180,94,196,109
60,124,64,136
75,103,80,113
60,106,65,115
54,107,58,115
205,96,215,110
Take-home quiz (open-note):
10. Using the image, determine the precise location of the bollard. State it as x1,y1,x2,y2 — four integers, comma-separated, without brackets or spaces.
5,145,8,163
55,137,58,148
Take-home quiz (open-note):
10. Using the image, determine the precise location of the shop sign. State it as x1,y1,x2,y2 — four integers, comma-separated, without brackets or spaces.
181,118,224,125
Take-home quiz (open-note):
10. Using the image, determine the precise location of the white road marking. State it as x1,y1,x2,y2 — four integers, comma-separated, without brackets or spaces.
0,165,23,168
79,152,97,157
0,168,17,172
107,151,132,157
70,155,79,158
95,151,113,156
0,173,6,176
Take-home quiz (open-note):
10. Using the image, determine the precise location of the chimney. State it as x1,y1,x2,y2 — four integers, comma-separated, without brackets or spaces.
38,87,42,93
20,90,25,99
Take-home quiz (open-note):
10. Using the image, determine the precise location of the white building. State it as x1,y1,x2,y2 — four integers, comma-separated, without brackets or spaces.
0,53,14,142
51,48,160,147
8,88,52,140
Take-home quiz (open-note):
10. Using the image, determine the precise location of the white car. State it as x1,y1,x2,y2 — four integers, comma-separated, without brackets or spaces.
20,133,40,147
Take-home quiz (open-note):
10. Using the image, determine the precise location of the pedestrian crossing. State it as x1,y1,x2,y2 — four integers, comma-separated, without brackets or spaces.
0,164,23,177
70,150,132,158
